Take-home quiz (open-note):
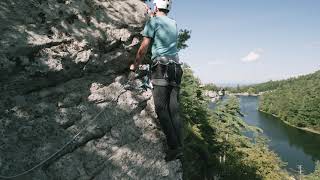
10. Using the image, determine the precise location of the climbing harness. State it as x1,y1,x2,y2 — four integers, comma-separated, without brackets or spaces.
151,55,182,87
125,55,183,90
0,108,106,179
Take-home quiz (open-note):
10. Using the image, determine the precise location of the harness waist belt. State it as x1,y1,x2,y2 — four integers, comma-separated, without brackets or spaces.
153,55,181,66
151,55,182,87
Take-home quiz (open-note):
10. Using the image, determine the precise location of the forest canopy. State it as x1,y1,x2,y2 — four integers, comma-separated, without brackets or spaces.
258,70,320,131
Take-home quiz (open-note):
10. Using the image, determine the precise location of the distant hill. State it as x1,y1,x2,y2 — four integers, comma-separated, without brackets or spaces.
231,71,319,94
258,70,320,131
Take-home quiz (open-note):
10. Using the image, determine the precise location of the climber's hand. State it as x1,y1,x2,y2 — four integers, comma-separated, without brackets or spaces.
129,64,136,71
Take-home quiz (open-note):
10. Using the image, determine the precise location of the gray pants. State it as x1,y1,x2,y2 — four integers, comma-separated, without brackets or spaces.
152,63,183,150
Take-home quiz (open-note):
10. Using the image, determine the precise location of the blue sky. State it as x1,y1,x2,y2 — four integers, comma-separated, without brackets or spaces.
150,0,320,85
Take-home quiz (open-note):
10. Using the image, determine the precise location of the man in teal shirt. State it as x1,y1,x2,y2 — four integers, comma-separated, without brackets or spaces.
130,0,183,161
142,9,178,60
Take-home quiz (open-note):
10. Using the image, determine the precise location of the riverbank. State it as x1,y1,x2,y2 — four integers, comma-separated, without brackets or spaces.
240,96,320,176
258,109,320,135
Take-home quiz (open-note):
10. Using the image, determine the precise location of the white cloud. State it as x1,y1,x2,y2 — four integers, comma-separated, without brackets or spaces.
241,49,264,62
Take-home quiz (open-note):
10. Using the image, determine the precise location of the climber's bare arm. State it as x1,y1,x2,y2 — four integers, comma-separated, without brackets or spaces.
130,37,151,71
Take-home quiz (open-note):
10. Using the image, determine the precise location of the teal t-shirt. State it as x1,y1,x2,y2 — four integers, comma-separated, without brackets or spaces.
142,16,178,60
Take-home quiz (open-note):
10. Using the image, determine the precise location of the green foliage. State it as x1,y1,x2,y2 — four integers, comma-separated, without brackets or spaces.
180,65,216,179
202,83,220,92
247,87,257,95
180,67,290,180
180,65,209,125
304,161,320,180
259,70,320,131
232,79,295,93
177,29,191,51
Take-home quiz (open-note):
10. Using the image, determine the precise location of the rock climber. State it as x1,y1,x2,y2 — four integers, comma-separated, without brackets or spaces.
130,0,183,161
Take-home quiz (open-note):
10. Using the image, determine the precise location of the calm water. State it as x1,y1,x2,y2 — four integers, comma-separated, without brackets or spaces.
239,96,320,173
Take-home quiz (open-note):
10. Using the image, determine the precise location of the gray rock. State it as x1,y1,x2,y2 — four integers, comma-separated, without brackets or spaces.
58,93,82,108
12,95,27,106
0,0,182,179
88,82,125,103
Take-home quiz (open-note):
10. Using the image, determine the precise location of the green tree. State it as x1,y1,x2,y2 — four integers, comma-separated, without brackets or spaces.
177,29,191,51
180,67,290,180
203,83,219,91
248,87,256,95
259,70,320,131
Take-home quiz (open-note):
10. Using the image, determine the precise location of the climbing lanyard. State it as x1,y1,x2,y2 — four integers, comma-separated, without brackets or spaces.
125,65,153,91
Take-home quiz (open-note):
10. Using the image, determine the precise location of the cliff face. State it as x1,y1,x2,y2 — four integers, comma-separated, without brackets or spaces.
0,0,182,179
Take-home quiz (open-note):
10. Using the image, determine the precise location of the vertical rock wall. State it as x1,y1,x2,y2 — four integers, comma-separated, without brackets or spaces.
0,0,182,179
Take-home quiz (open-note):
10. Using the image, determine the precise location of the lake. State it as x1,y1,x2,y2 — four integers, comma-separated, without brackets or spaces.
239,96,320,174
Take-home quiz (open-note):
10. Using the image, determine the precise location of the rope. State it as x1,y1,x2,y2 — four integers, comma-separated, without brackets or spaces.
0,108,106,179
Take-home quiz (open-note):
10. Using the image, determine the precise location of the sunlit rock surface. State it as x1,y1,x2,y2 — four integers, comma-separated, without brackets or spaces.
0,0,182,179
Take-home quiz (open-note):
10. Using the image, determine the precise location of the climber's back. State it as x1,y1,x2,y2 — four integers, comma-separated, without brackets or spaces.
143,15,178,60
